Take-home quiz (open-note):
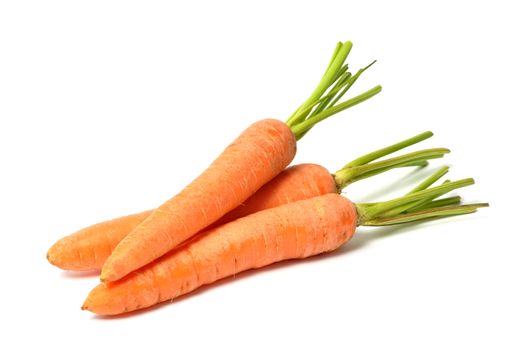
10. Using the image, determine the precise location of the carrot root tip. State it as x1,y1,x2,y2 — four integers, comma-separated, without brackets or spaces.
46,250,60,267
100,269,112,283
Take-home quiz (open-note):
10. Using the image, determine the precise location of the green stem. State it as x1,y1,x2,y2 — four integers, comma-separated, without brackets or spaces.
357,178,476,223
409,196,462,211
334,148,449,189
360,203,489,226
325,42,344,77
330,64,349,86
380,169,451,216
404,160,429,167
293,79,352,120
349,160,429,183
407,166,449,194
329,131,448,190
284,41,380,140
293,61,378,140
291,85,382,140
326,60,377,110
286,42,353,127
345,131,434,168
309,72,352,118
289,73,354,137
400,180,452,213
382,180,451,217
354,174,488,226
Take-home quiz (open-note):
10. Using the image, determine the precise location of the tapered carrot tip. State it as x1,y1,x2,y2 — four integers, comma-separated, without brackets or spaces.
100,264,120,283
46,242,63,268
82,284,126,315
99,273,109,283
47,236,81,270
100,253,135,282
82,285,102,314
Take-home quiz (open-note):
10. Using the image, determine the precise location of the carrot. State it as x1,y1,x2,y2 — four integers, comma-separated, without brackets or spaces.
99,41,382,282
82,171,488,315
48,131,447,271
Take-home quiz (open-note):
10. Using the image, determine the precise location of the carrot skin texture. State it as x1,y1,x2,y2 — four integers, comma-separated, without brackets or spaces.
47,211,151,271
83,194,357,315
48,164,335,271
215,163,336,226
101,119,297,282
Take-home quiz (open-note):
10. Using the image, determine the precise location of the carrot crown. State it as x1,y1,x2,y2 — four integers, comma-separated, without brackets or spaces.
285,41,382,140
354,167,489,226
333,131,450,190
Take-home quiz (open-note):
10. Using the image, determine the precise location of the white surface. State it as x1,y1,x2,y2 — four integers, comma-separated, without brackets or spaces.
1,1,525,349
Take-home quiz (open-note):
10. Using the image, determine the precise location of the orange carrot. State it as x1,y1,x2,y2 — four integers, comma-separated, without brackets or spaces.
83,175,487,315
48,131,446,271
100,41,382,282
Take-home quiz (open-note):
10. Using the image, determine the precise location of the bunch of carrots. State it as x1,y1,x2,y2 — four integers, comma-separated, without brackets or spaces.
47,41,487,316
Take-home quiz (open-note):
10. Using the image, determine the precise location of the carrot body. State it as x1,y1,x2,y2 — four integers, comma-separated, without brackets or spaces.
83,194,357,315
101,119,297,282
47,164,335,271
216,163,336,225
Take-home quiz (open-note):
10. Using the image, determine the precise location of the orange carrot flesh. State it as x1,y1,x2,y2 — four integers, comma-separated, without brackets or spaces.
48,164,334,271
47,211,151,271
100,119,297,282
83,194,358,315
215,163,336,226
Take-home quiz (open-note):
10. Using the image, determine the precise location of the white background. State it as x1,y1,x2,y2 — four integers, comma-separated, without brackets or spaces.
1,1,525,349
